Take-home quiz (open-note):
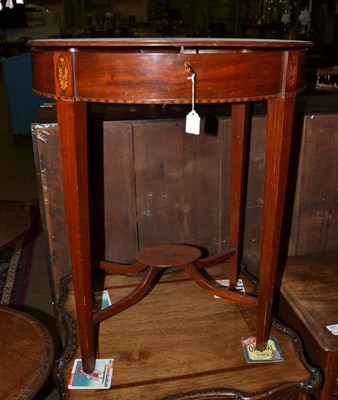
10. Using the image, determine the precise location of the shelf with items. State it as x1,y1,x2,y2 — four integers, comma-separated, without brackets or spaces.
245,0,317,40
206,0,255,37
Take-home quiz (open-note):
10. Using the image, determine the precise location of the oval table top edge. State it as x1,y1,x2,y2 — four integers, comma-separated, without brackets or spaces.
27,37,313,49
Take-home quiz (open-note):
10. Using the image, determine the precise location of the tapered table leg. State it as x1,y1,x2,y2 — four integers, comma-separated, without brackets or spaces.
229,103,251,289
256,95,296,350
57,100,95,373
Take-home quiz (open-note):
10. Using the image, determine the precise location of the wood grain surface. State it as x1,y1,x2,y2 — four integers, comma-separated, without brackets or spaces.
58,264,319,399
0,307,54,400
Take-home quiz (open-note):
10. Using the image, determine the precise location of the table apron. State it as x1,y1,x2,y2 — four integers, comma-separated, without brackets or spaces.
31,49,307,103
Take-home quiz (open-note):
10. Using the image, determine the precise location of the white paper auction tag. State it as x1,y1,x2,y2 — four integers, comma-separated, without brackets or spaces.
185,64,200,135
186,110,200,135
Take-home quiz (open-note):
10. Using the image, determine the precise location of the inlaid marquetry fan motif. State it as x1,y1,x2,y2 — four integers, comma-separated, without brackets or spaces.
57,55,70,94
288,53,298,88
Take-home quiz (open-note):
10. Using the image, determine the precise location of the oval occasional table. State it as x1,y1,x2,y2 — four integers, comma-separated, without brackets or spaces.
0,201,30,252
0,307,54,400
28,38,316,398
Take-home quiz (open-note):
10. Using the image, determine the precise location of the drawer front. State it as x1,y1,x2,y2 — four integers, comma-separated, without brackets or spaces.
74,51,286,103
31,49,55,97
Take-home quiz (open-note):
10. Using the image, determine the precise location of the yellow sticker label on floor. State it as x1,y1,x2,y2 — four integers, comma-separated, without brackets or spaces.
242,336,284,363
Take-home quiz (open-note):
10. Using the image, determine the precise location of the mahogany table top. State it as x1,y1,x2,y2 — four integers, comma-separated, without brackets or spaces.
28,37,312,49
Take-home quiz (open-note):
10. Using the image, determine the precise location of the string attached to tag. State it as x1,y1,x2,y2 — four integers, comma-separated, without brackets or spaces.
185,63,200,135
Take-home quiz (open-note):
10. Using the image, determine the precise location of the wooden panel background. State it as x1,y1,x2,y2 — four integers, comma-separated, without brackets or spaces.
102,122,138,263
32,106,338,303
31,121,71,308
289,114,338,255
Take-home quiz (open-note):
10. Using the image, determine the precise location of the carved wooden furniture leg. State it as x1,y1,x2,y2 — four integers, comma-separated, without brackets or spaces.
102,244,259,307
94,244,202,325
229,103,251,289
185,262,258,305
256,95,296,351
93,266,163,324
57,100,95,373
56,93,295,372
96,260,165,324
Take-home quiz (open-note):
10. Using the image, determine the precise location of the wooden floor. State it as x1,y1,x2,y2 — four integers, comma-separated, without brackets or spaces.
58,265,319,399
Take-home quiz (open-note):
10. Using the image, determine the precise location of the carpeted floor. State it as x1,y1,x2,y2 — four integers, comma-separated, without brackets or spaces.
0,201,40,306
0,69,59,399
